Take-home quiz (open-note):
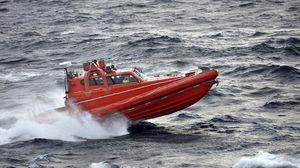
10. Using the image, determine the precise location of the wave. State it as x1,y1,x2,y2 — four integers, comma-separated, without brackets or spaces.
268,65,300,82
239,2,255,7
89,161,125,168
283,37,300,45
190,122,215,129
151,0,187,4
23,39,63,51
274,37,300,56
0,71,41,82
127,35,182,47
171,60,190,67
24,0,71,6
249,87,282,96
102,16,134,24
128,122,202,144
0,0,9,4
287,6,299,12
53,19,75,25
206,89,227,97
263,100,300,109
175,113,196,120
270,65,300,75
233,151,300,168
0,8,8,12
251,43,278,53
252,31,268,37
210,33,223,37
210,115,241,123
251,37,300,56
273,125,300,132
28,153,52,168
117,39,220,59
223,64,300,82
22,31,42,37
127,121,167,134
0,57,36,65
145,45,221,57
285,45,300,56
76,38,104,44
60,30,75,35
108,2,148,9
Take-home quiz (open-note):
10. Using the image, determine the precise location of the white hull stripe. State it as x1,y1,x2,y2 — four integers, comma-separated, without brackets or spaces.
76,77,182,104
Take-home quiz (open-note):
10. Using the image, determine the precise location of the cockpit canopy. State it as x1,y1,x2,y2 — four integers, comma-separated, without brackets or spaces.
80,74,139,86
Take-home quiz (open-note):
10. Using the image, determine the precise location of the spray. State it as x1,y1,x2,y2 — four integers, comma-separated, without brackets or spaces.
0,89,129,145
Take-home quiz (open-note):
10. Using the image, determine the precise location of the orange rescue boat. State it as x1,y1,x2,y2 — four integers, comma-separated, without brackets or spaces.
57,59,219,122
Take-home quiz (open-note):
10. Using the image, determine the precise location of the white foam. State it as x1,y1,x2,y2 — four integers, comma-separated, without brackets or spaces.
0,71,41,82
0,89,129,145
61,30,75,35
89,161,131,168
233,151,300,168
28,154,50,168
89,162,113,168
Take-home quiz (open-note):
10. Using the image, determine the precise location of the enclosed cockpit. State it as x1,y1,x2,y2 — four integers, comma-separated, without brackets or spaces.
62,59,149,101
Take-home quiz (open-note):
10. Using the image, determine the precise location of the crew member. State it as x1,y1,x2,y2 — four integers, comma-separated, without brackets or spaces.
122,76,129,84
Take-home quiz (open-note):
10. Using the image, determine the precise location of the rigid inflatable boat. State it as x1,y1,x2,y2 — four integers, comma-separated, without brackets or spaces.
57,59,218,122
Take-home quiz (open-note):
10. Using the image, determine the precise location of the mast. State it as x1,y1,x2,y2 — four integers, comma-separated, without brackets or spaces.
64,67,69,99
59,61,72,99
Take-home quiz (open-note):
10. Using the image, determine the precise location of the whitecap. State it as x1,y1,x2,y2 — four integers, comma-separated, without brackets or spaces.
232,151,300,168
89,161,129,168
89,162,113,168
0,71,41,82
61,30,75,35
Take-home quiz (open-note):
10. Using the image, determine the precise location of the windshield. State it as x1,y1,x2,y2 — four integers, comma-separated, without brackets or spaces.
134,69,149,80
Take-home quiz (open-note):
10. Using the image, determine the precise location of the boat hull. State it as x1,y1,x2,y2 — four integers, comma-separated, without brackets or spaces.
68,70,218,121
123,80,214,121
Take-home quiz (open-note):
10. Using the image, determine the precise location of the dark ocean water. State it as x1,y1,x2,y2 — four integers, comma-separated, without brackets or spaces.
0,0,300,167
